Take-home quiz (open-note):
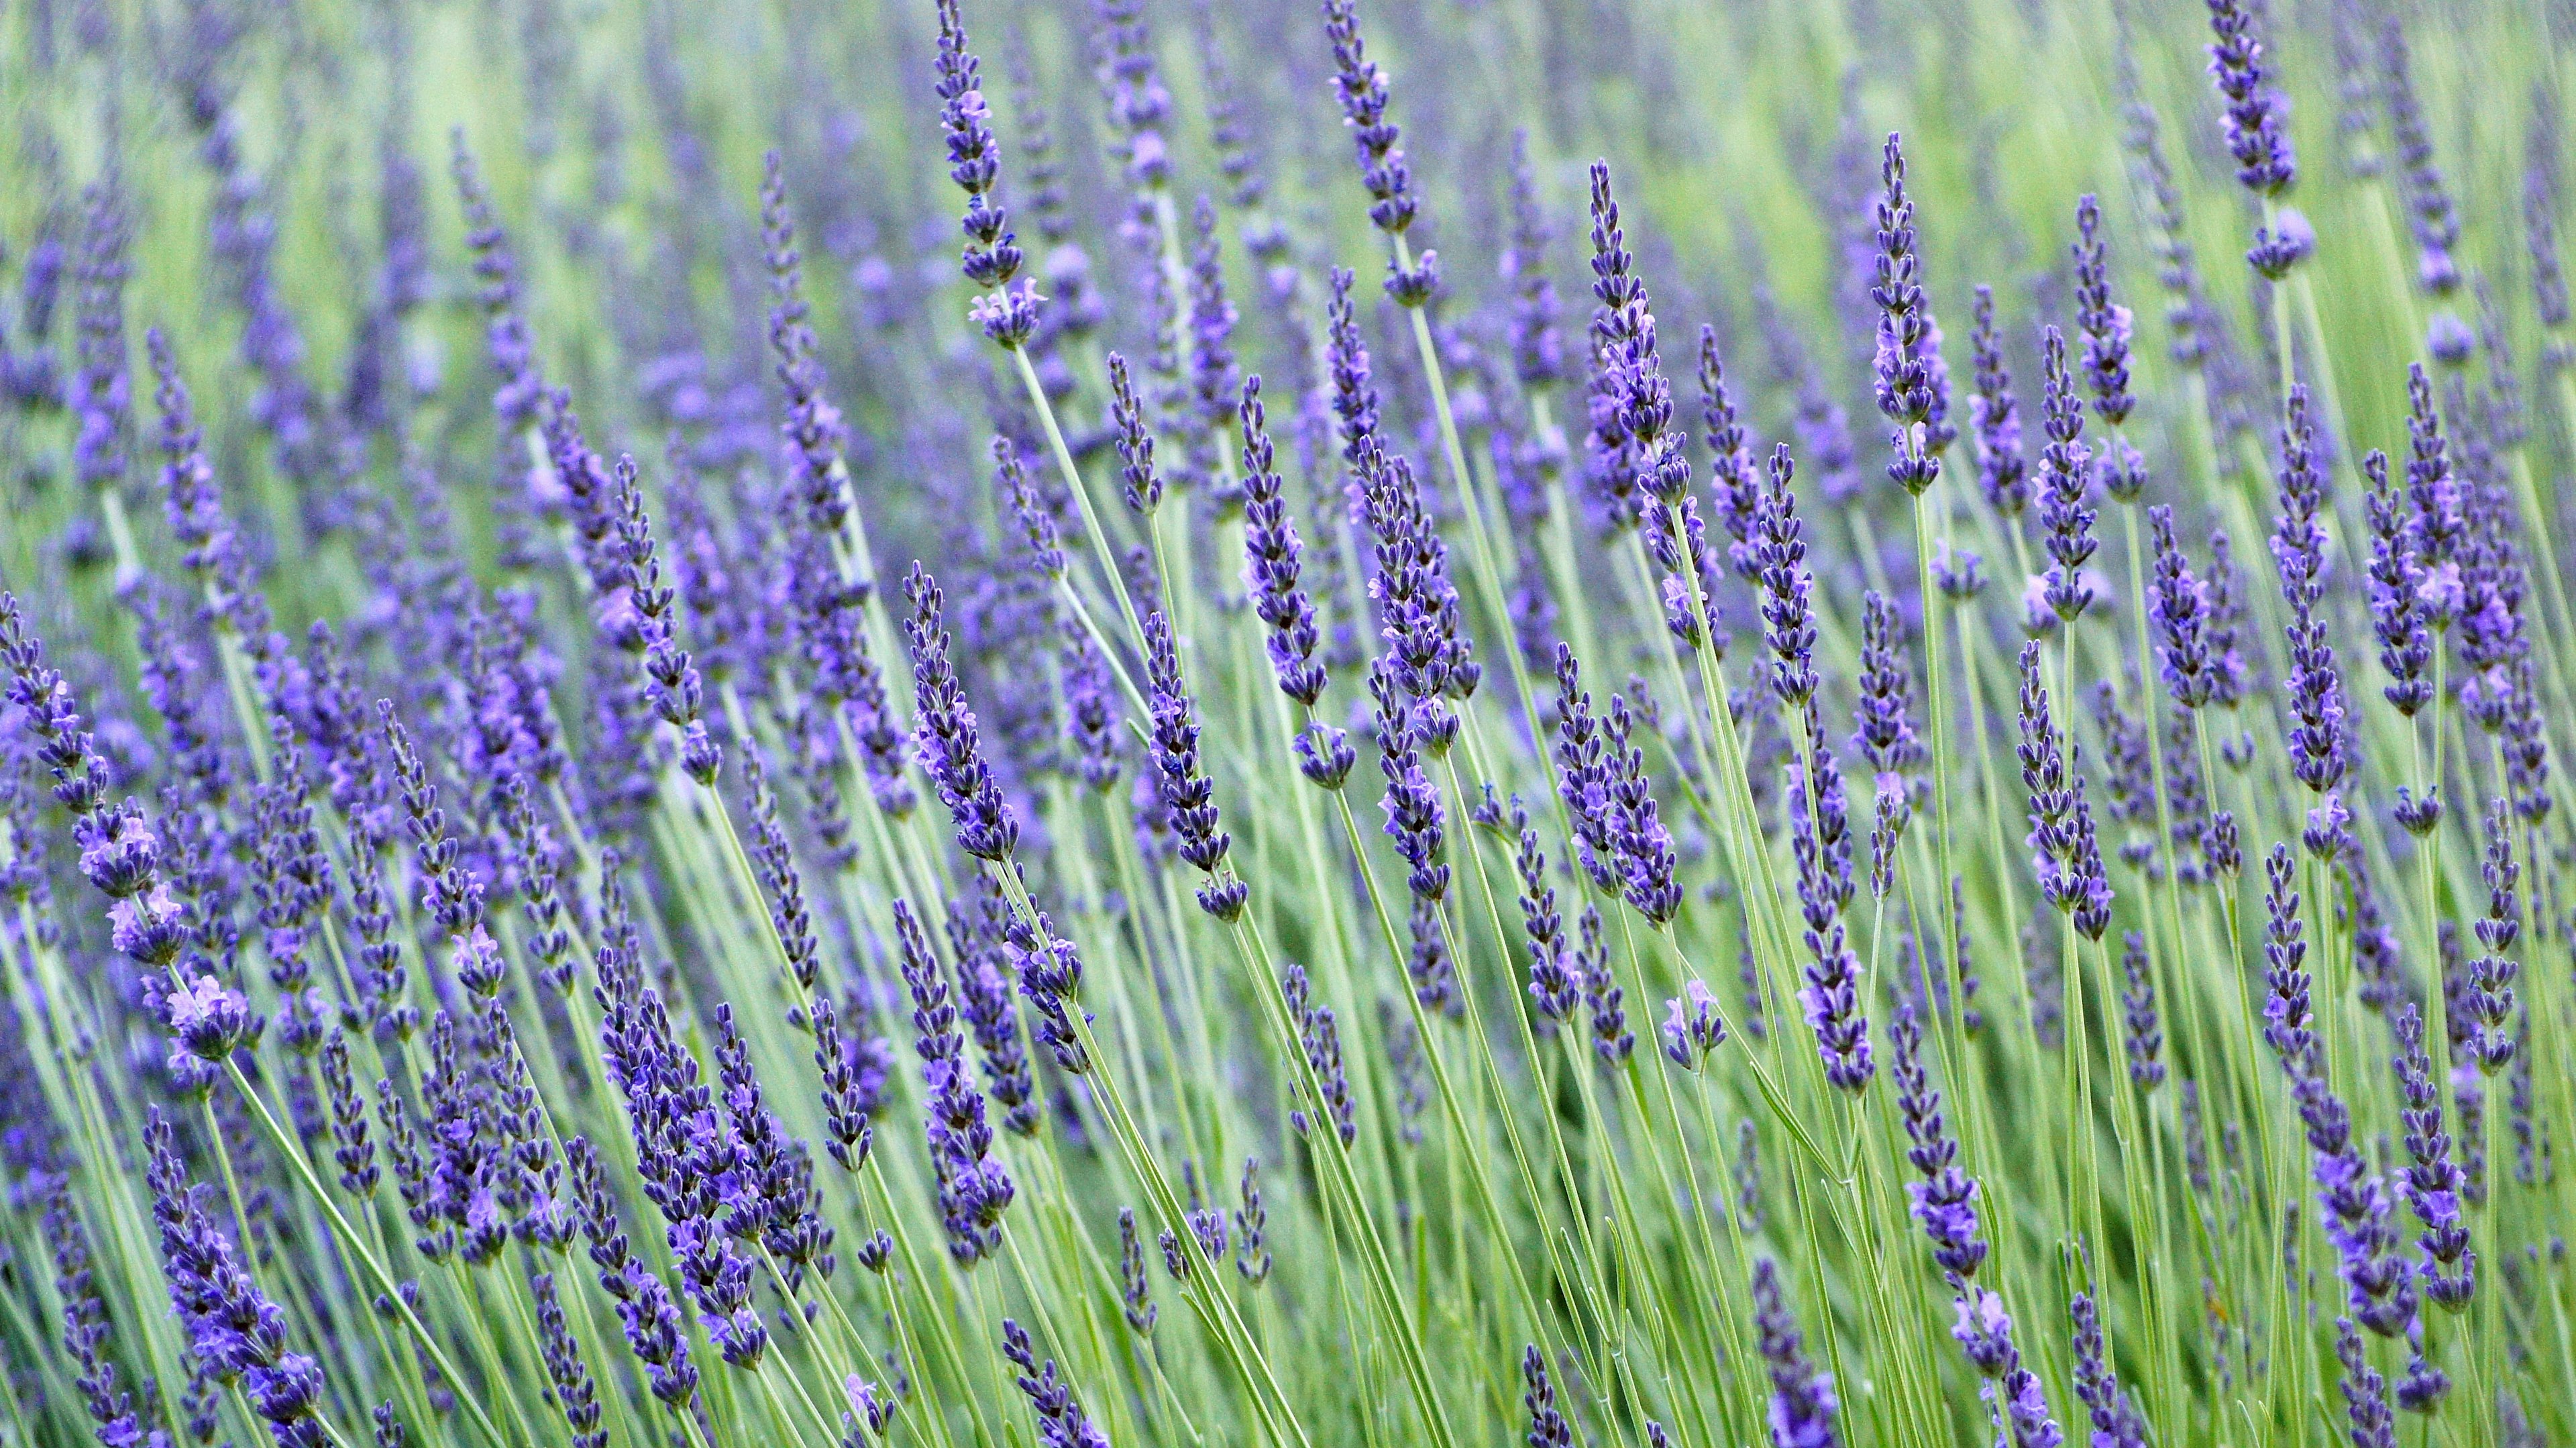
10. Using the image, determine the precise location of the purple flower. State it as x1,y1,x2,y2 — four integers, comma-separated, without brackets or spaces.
932,0,1037,344
1282,964,1356,1147
1967,286,2029,516
1950,1289,2064,1448
2258,845,2314,1068
1144,610,1246,921
904,564,1018,862
2146,505,2213,709
2118,932,2165,1090
1872,134,1943,493
2362,451,2434,717
2072,195,2136,430
2461,804,2521,1075
1750,1259,1839,1448
898,899,1014,1265
1583,162,1682,525
1504,133,1566,389
1892,1002,1985,1278
1752,447,1819,707
2033,327,2097,621
2391,1004,2475,1312
1523,1345,1574,1448
2334,1320,2398,1448
1000,1319,1109,1448
2206,0,2297,196
2017,644,2112,939
1240,376,1328,709
1660,980,1726,1070
2070,1292,2149,1448
1358,439,1479,707
1321,0,1419,248
1369,662,1448,902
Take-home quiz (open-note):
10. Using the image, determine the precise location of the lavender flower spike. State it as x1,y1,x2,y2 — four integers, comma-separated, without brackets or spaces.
904,563,1018,862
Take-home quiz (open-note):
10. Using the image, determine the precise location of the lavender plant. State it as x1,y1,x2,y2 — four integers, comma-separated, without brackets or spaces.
0,5,2569,1448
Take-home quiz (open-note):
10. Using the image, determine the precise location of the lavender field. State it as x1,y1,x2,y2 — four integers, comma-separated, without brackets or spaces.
0,1,2565,1446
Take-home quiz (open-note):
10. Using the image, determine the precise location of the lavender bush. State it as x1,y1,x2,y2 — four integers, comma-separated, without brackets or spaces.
0,1,2568,1447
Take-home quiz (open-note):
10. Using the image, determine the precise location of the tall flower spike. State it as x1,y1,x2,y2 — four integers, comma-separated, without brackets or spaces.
1751,1259,1840,1448
934,0,1037,346
1872,133,1943,494
1321,0,1410,236
1505,131,1566,389
2206,0,2298,196
2147,505,2212,709
2033,326,2097,621
904,564,1018,862
1968,285,2029,516
1892,1001,1986,1279
1240,376,1328,709
1143,609,1246,920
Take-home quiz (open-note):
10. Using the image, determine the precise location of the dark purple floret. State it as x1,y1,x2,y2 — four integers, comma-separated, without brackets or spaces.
897,899,1014,1265
2147,505,2212,709
2363,450,2434,717
1240,376,1328,709
2334,1319,2399,1448
1282,963,1356,1147
2391,1004,2475,1312
1143,609,1245,921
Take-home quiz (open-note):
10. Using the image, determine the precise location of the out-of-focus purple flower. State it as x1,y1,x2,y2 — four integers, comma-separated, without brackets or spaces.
2118,931,2165,1090
1750,1259,1839,1448
2381,18,2460,297
1968,285,2030,517
1503,132,1566,389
